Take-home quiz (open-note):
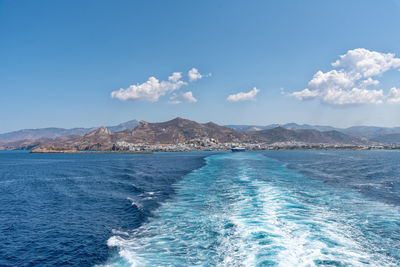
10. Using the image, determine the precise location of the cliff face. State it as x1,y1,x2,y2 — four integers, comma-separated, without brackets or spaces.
74,126,115,150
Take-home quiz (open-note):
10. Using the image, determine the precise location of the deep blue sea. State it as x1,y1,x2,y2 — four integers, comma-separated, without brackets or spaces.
1,150,400,266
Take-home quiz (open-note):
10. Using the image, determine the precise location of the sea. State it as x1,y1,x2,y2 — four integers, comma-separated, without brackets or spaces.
0,150,399,266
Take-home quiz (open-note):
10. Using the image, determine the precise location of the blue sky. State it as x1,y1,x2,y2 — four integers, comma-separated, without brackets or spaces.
1,0,400,133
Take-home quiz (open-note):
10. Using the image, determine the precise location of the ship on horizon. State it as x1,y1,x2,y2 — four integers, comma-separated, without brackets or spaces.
231,144,245,152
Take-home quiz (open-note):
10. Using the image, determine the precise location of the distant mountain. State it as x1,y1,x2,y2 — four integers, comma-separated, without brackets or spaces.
281,123,338,132
341,126,400,139
225,124,279,132
2,118,247,151
370,133,400,144
115,118,247,145
226,123,400,140
2,126,120,151
106,119,139,132
0,128,94,143
226,123,338,132
0,119,139,142
3,118,400,151
73,126,115,151
5,120,400,144
248,127,364,145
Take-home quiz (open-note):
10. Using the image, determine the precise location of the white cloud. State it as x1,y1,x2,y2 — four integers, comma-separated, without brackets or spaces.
387,87,400,104
332,48,400,78
111,68,210,102
188,68,202,82
227,87,260,102
111,75,186,102
169,91,197,104
290,48,400,105
308,70,356,91
168,72,182,82
291,88,320,100
359,77,380,88
322,88,384,105
181,91,197,103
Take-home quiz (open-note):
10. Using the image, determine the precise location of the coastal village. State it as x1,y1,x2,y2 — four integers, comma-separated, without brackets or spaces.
112,139,397,152
30,138,400,153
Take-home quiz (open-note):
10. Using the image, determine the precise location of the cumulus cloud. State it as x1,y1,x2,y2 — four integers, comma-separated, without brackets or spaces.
322,88,384,105
168,72,182,82
227,87,260,102
290,48,400,105
111,75,186,102
111,68,209,102
188,68,202,82
359,77,380,88
169,91,197,104
290,88,320,100
181,91,197,103
332,48,400,78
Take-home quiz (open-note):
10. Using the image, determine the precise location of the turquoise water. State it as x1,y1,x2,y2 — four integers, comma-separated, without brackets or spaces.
105,152,400,266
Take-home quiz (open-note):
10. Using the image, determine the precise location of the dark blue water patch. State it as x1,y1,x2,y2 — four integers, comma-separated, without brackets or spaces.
260,150,400,205
0,151,211,266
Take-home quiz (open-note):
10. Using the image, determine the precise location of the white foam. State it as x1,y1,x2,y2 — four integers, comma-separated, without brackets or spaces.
126,197,143,210
107,236,126,248
104,153,399,266
111,229,129,236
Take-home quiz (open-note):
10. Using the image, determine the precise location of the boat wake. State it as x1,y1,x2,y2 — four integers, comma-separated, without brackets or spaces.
104,152,400,266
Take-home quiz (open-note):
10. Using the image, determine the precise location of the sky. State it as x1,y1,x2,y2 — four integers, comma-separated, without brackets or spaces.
1,0,400,133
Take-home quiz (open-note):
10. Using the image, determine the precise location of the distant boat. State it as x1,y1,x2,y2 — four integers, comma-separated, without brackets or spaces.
231,144,245,152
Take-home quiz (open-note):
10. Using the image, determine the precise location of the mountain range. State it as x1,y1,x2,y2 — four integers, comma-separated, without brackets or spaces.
0,118,248,151
120,118,247,144
0,120,138,142
2,118,400,151
247,127,363,145
0,118,382,151
3,120,400,143
226,123,400,143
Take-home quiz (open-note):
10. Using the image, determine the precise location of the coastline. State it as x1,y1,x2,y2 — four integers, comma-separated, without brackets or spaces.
26,145,400,153
29,149,154,154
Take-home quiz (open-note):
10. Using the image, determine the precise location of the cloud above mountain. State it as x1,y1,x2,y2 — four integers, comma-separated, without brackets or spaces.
111,68,205,102
290,48,400,105
227,87,260,102
169,91,198,104
188,68,202,82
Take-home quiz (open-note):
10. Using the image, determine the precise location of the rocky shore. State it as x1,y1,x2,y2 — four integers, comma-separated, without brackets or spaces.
31,147,80,153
